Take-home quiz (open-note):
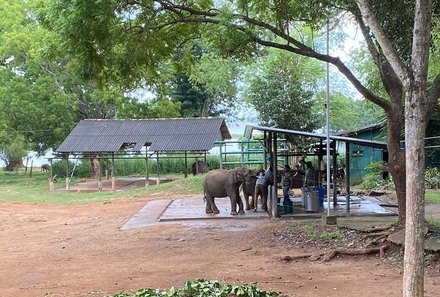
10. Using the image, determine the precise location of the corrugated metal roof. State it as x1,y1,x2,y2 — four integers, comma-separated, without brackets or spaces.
56,118,231,153
246,125,387,149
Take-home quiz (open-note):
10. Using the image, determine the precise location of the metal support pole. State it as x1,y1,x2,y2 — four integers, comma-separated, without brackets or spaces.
332,140,338,207
112,153,116,191
325,19,331,216
345,142,351,214
98,157,102,192
145,151,149,188
271,133,279,218
184,151,188,178
49,158,54,192
219,144,223,169
156,152,160,185
65,157,70,190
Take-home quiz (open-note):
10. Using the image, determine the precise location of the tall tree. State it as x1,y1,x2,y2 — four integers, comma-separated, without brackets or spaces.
244,51,321,136
44,1,440,295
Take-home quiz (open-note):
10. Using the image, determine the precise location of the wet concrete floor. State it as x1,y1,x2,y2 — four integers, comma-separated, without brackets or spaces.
121,195,396,230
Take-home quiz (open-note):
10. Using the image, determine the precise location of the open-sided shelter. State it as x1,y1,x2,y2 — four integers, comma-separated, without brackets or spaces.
245,125,388,218
53,117,231,191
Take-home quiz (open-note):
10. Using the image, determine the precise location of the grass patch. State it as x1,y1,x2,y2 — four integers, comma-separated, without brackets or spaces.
0,170,204,205
425,191,440,204
303,224,345,241
426,217,440,232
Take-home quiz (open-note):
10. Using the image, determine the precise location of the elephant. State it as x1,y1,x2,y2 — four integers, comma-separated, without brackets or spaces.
242,176,259,210
192,160,208,176
203,167,260,215
41,164,50,172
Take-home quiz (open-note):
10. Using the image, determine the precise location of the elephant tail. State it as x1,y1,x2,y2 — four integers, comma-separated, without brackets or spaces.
203,191,207,202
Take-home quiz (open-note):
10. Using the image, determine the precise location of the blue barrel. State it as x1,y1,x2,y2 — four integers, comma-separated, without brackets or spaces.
315,187,325,207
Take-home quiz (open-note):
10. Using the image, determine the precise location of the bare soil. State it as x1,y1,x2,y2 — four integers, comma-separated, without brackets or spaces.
1,195,439,297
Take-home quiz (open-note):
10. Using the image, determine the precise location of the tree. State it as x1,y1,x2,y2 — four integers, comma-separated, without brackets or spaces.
170,74,213,117
244,51,321,138
0,135,28,171
43,1,440,295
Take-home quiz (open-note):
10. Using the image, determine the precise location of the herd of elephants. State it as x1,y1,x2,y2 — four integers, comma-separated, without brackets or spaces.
203,167,263,215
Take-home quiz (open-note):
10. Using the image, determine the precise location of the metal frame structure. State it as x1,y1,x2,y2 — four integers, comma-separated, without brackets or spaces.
245,125,388,217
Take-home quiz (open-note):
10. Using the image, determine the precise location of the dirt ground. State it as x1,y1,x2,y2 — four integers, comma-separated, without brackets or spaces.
1,195,439,297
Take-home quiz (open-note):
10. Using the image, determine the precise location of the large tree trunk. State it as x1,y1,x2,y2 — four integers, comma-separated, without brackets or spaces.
384,103,406,225
403,90,427,297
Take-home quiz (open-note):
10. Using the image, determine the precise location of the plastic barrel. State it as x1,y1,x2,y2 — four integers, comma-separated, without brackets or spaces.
315,186,325,207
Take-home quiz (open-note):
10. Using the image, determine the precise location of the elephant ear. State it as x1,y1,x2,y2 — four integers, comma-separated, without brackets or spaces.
232,170,238,184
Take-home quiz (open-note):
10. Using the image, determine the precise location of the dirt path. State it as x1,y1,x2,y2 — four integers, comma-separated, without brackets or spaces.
0,197,439,297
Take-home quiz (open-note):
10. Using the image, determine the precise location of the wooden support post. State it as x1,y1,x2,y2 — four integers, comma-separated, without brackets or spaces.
111,153,116,192
65,157,70,190
25,157,29,173
49,158,54,192
29,160,33,178
156,152,160,185
345,142,351,214
98,157,102,192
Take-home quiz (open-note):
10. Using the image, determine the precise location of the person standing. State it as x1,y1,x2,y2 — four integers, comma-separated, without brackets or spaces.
253,171,267,211
304,161,317,187
282,165,294,213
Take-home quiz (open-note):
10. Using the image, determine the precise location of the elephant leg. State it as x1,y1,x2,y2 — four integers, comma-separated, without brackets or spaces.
244,194,251,210
205,195,220,214
251,186,259,210
262,187,268,211
228,191,240,215
236,190,245,215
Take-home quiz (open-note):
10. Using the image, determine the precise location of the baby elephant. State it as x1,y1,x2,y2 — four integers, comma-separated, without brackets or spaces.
41,164,50,172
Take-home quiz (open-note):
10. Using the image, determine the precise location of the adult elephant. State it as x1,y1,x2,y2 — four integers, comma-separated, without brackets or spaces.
203,167,259,215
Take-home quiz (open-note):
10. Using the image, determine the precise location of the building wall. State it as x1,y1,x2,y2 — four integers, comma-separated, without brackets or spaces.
348,129,384,184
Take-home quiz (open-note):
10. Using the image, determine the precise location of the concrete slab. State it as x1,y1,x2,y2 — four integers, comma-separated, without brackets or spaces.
121,199,172,230
121,195,397,230
159,196,270,222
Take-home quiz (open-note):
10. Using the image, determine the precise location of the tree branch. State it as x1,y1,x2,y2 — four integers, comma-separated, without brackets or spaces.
356,0,411,86
151,1,391,111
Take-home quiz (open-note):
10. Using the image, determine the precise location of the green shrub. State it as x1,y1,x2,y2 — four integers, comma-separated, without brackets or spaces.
359,162,394,190
111,279,280,297
425,167,440,189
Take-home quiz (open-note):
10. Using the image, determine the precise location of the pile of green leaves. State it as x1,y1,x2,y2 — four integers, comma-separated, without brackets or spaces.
111,279,280,297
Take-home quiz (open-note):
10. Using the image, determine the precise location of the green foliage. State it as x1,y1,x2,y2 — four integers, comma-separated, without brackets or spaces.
170,74,212,117
0,135,28,171
425,191,440,204
425,168,440,190
426,217,440,232
359,162,394,190
111,279,279,297
244,50,321,141
303,224,345,241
